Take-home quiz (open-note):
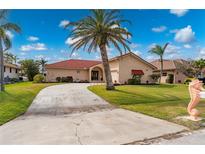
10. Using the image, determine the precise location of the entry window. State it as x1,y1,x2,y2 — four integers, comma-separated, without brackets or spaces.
91,71,99,80
162,72,167,76
16,69,18,73
10,68,12,73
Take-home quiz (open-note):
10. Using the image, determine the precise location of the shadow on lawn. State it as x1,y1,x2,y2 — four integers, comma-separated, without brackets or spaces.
114,89,185,105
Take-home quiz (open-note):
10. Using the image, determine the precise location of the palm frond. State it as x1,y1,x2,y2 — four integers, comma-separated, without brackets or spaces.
1,23,21,33
2,34,11,51
0,10,8,20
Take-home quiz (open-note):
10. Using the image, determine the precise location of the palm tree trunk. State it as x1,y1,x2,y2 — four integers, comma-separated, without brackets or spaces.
159,56,163,84
99,44,115,90
0,38,5,91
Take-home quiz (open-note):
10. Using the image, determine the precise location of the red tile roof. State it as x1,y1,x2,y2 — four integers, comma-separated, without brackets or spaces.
131,70,144,75
46,59,102,69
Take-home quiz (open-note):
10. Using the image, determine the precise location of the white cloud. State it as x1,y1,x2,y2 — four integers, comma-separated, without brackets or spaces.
148,43,157,50
65,37,81,45
71,52,82,59
59,20,70,28
169,29,178,33
27,36,39,41
20,52,26,56
20,43,47,51
152,26,167,32
132,50,142,56
170,9,189,17
34,55,51,61
60,49,67,54
5,31,14,39
174,25,195,43
146,55,158,62
165,44,181,54
196,47,205,59
184,44,192,49
95,55,101,60
130,43,141,49
111,24,119,28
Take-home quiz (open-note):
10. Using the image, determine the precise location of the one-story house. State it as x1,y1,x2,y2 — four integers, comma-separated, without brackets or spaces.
45,52,157,84
151,59,190,84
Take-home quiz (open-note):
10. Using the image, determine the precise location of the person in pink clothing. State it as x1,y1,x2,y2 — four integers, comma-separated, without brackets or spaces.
187,79,204,121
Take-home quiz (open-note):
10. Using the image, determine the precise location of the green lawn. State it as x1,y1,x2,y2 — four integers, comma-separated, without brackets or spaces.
0,82,58,125
88,84,205,130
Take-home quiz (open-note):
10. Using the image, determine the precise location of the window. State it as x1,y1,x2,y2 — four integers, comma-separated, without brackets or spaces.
16,69,18,73
162,72,167,76
4,66,5,72
10,68,12,73
77,70,80,74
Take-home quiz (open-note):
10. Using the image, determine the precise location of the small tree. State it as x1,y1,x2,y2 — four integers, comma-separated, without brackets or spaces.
150,74,160,82
192,58,205,78
19,59,39,81
149,43,169,84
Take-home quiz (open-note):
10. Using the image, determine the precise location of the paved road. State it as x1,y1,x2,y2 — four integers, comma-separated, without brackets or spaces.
158,128,205,145
0,83,187,144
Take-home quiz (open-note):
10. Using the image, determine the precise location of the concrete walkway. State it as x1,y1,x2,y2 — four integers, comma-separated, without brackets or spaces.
158,128,205,145
0,83,187,144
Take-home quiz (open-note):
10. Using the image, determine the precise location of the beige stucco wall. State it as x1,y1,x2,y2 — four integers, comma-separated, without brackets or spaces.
46,68,89,82
174,70,187,84
109,60,120,83
4,66,19,78
154,70,187,84
89,64,105,82
46,54,155,84
117,55,154,84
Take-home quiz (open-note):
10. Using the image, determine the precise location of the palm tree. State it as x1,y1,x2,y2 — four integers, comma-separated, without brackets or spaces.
38,58,47,75
0,10,21,91
149,43,169,84
65,10,131,90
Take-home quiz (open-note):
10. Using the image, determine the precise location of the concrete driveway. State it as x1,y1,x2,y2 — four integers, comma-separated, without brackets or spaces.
0,83,187,144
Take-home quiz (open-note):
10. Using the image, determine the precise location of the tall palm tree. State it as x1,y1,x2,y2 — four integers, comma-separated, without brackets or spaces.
0,10,21,91
38,58,47,75
149,43,169,84
65,10,131,90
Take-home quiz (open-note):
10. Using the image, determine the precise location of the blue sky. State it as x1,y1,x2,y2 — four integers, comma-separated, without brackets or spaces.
6,9,205,63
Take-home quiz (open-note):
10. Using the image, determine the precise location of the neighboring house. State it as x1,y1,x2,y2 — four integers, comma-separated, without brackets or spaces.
46,52,157,84
151,59,191,84
4,62,21,80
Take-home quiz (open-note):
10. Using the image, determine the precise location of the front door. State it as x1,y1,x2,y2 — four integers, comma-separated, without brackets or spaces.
91,71,99,80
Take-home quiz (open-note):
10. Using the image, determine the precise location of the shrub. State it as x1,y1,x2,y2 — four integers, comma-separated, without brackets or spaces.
62,76,73,83
10,78,19,82
166,74,174,84
56,77,61,82
128,78,141,85
79,80,89,83
150,74,160,82
33,74,45,83
184,77,194,85
128,79,135,85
